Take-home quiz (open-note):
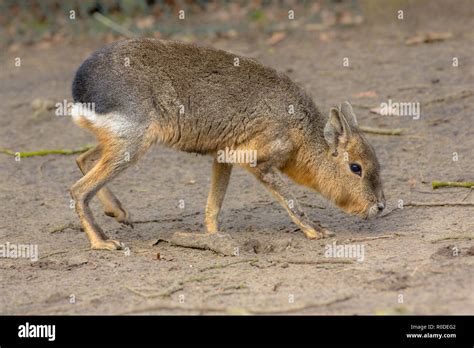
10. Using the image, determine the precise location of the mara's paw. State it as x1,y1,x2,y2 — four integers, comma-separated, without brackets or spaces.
320,228,335,237
300,224,334,239
298,222,322,239
105,209,133,228
302,228,324,240
303,229,335,239
91,239,123,251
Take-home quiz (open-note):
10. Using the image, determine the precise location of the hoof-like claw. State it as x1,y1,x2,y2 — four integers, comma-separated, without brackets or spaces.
105,209,133,228
299,222,324,240
120,219,134,229
303,229,323,240
300,224,334,239
91,239,123,251
321,228,335,237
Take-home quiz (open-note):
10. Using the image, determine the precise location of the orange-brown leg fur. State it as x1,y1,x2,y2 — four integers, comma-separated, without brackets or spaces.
76,145,132,226
205,159,232,233
70,117,153,250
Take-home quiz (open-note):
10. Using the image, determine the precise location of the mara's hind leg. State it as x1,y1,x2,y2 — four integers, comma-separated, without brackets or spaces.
71,138,146,250
205,159,232,233
76,145,132,226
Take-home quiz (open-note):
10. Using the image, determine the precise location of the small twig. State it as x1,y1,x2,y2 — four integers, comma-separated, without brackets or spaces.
432,181,474,189
119,295,353,315
251,295,354,314
156,232,239,256
359,126,405,136
205,285,249,299
199,259,258,272
93,12,136,38
249,260,278,269
423,90,474,107
350,103,372,109
0,145,93,158
158,285,185,298
412,189,450,195
124,275,216,299
39,250,68,259
430,233,474,243
135,217,183,224
461,188,473,202
123,286,154,299
48,223,80,234
410,265,421,277
397,84,430,91
272,258,354,266
344,233,406,243
405,201,474,207
124,285,184,299
300,202,326,209
253,200,276,206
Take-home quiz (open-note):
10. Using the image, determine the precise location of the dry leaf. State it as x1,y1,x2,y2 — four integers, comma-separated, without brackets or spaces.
136,16,154,30
266,32,286,46
405,32,453,45
354,91,377,98
318,31,336,42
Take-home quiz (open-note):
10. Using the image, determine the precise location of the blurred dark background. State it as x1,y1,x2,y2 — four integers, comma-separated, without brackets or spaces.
2,0,472,50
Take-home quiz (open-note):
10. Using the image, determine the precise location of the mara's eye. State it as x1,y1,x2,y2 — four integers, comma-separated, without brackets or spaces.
349,163,362,176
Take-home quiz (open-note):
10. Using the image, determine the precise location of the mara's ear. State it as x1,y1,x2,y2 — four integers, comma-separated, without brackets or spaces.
324,107,351,156
340,101,358,127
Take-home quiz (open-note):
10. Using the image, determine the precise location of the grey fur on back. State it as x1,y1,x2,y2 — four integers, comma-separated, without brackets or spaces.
72,38,326,153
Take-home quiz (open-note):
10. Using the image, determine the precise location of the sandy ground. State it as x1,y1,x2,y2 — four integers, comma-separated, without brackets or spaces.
0,8,473,315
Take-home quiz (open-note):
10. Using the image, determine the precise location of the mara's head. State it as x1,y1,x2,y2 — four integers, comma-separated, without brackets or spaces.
319,102,385,219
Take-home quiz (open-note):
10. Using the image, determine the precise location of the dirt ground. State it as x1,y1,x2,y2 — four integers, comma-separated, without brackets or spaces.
1,5,473,315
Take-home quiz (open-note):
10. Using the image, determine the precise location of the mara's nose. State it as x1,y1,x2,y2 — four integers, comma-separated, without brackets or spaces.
377,202,385,212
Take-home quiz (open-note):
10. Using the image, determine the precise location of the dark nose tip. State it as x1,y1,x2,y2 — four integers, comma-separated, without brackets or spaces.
377,202,385,212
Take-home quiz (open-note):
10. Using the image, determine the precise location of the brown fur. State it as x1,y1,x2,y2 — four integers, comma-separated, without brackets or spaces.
283,128,383,219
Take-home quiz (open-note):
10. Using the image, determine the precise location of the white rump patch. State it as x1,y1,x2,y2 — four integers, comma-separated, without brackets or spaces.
71,103,133,136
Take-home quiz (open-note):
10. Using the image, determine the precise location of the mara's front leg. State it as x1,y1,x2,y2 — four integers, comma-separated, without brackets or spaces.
171,158,237,256
249,166,334,239
205,159,232,233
